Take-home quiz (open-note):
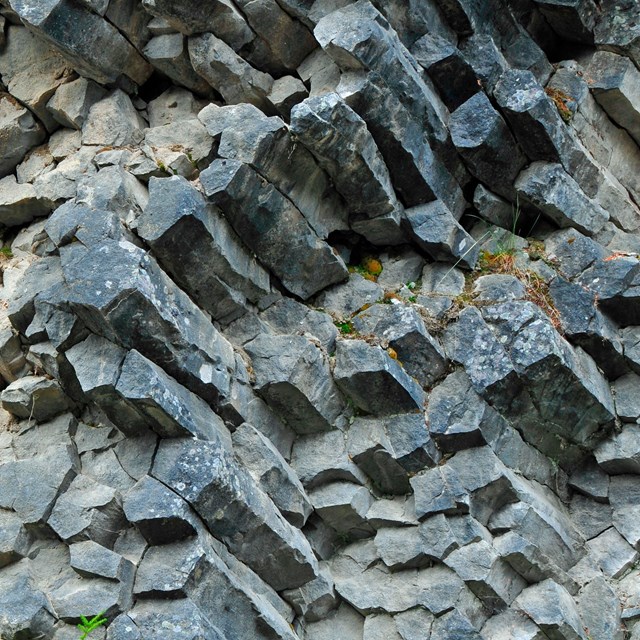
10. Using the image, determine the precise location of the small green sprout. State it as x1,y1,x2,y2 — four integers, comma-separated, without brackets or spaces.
77,612,108,639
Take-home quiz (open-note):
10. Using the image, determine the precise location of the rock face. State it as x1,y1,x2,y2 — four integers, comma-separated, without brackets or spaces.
0,1,640,639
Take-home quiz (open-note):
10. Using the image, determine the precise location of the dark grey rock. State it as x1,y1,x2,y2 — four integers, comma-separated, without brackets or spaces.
609,475,640,549
0,508,32,568
152,438,318,590
595,425,640,474
201,158,348,300
1,374,72,422
245,333,346,434
568,461,609,502
534,0,597,43
578,576,624,640
613,373,640,422
404,199,479,269
450,91,527,199
333,338,425,415
545,228,608,279
570,493,613,540
268,75,309,120
315,274,383,319
594,0,640,67
122,476,197,544
0,175,51,227
516,162,609,236
69,540,133,581
309,481,374,539
232,423,313,528
282,563,337,622
587,527,638,579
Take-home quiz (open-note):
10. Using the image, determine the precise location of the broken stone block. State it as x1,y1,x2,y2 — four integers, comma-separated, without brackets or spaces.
141,0,253,47
450,91,527,199
410,463,469,520
7,0,151,86
578,575,624,640
245,333,345,434
595,425,640,474
48,474,126,548
298,46,341,97
333,339,425,415
0,508,32,567
232,423,313,528
309,481,374,538
290,93,402,222
404,200,479,268
143,33,211,96
146,87,203,128
609,475,640,548
569,460,609,502
480,609,547,640
366,495,419,530
82,90,145,147
514,579,585,640
188,33,274,110
588,50,640,146
315,274,383,319
61,238,235,409
587,527,638,579
363,613,403,640
199,102,349,238
290,429,368,489
201,158,348,299
570,494,613,540
473,184,517,230
268,75,308,120
534,0,597,43
613,373,640,422
282,563,337,622
69,540,133,582
153,438,318,590
0,175,50,228
1,375,72,422
46,76,107,130
0,92,46,178
347,413,438,494
303,603,365,640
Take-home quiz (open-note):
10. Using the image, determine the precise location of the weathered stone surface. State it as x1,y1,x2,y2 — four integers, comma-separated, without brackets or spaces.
0,92,46,178
152,438,318,590
578,575,624,640
0,508,32,567
0,175,51,228
333,338,425,415
595,425,640,474
450,91,526,199
304,603,365,640
82,90,145,147
138,175,270,321
404,199,479,268
69,540,133,582
588,50,640,146
587,527,638,578
245,333,345,434
570,494,613,540
202,158,348,299
609,475,640,548
282,563,337,622
46,77,107,130
188,33,274,110
233,422,313,528
8,0,151,85
309,481,374,539
1,375,72,422
315,274,383,319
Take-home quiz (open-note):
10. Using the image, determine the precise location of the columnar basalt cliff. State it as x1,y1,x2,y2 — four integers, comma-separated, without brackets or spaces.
1,1,640,638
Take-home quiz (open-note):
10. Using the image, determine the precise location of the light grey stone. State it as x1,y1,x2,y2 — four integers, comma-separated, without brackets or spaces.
595,425,640,474
46,76,107,130
309,481,374,539
315,274,383,319
82,90,146,147
587,527,638,579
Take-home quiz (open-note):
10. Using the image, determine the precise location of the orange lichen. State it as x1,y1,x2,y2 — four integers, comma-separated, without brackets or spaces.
544,87,574,123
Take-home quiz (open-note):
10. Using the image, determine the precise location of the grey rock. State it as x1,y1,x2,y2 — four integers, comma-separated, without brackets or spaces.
513,579,585,640
1,374,72,422
7,0,152,85
570,494,613,540
201,158,348,300
587,527,638,579
394,607,436,639
315,274,383,319
144,118,214,170
545,227,607,279
69,540,133,581
474,184,518,231
282,563,337,622
138,175,270,321
430,610,483,638
290,428,369,489
82,90,145,147
534,0,597,43
0,91,46,178
613,372,640,422
61,238,236,409
188,33,274,110
268,75,309,120
578,576,624,640
517,161,609,236
143,33,211,96
46,77,107,130
363,613,403,640
595,425,640,474
347,413,438,494
334,338,425,415
366,496,419,529
290,93,402,223
0,175,50,227
588,50,640,145
304,603,365,640
199,102,349,238
376,248,424,290
594,0,640,66
473,274,526,303
48,474,126,548
147,87,203,128
233,422,313,528
152,437,318,590
480,609,547,640
0,508,32,567
141,0,253,47
122,476,197,544
404,199,479,268
245,333,346,434
450,91,526,199
309,481,374,539
568,461,610,502
609,475,640,548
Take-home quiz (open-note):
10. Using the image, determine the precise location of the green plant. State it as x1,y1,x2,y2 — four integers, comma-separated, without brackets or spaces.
335,320,355,335
0,245,12,258
77,613,107,639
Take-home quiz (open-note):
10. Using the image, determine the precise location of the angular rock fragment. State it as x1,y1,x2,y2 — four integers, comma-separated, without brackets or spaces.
595,425,640,474
268,75,308,120
609,475,640,548
333,338,425,415
153,438,318,590
188,33,274,110
315,274,383,319
8,0,152,85
245,333,345,434
233,423,313,527
534,0,597,43
82,90,145,147
46,76,107,131
0,92,46,178
0,508,32,567
1,375,72,422
577,576,624,640
309,481,374,539
69,540,133,582
588,50,640,146
0,175,50,228
282,563,337,622
587,527,638,579
450,91,526,199
404,200,479,268
201,158,348,299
